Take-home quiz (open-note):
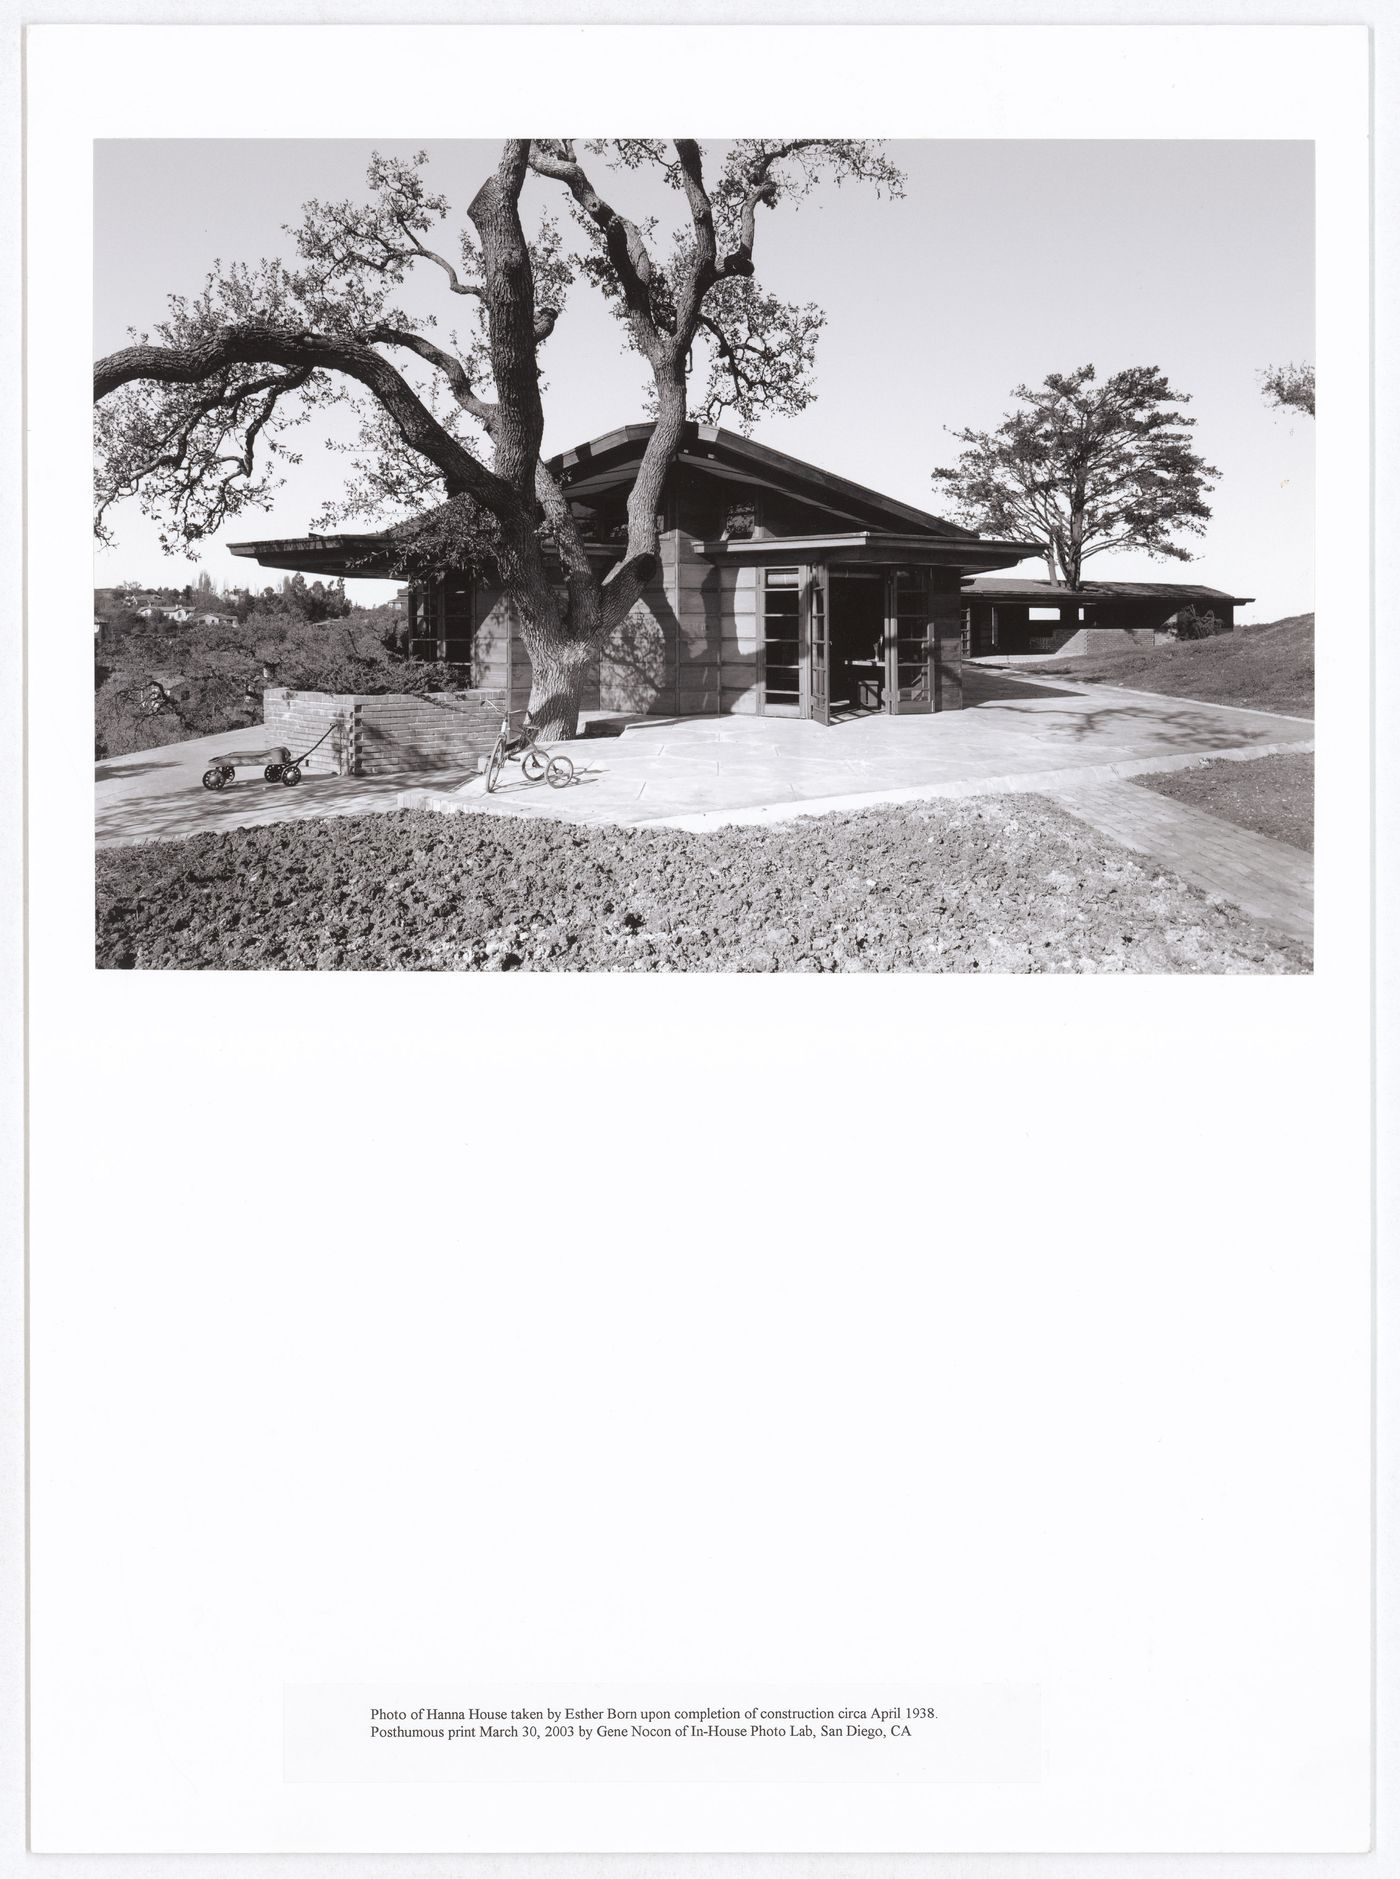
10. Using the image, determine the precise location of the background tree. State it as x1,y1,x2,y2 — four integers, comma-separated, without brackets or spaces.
1259,360,1315,419
930,364,1219,589
94,139,902,738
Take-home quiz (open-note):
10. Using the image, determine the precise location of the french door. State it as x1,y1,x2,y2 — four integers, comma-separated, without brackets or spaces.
885,569,936,715
804,564,830,725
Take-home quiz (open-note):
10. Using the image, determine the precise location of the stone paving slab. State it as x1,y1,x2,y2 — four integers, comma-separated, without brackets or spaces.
96,672,1314,853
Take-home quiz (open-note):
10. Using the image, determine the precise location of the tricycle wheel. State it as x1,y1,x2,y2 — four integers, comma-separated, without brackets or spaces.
485,738,506,794
281,765,302,787
521,746,548,783
546,754,575,789
264,763,284,783
202,767,225,792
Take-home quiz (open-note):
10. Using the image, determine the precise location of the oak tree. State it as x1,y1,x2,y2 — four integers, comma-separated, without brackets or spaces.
930,365,1219,590
95,140,902,738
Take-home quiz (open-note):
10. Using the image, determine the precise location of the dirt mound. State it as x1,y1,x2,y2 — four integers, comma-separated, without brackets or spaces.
95,799,1310,974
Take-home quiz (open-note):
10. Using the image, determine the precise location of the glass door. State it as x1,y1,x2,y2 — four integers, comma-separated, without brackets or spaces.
760,567,802,718
804,564,830,725
885,569,935,714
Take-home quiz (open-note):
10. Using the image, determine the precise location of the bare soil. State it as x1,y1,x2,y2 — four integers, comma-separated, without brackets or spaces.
1134,750,1314,853
1036,614,1314,717
95,797,1310,973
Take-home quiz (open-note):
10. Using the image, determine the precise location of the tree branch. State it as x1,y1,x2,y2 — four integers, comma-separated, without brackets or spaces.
95,321,515,518
526,140,660,352
360,326,497,430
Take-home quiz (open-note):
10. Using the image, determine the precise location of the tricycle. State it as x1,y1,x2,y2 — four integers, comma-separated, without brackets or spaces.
484,711,575,794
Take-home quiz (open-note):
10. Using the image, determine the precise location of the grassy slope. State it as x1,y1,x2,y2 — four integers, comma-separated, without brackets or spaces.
1134,750,1314,852
1036,614,1314,717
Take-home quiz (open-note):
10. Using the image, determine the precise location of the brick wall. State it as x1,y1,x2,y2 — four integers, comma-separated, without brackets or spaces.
262,688,353,774
263,686,506,777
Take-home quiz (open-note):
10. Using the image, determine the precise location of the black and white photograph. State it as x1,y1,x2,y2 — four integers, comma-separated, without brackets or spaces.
92,132,1316,972
14,18,1388,1868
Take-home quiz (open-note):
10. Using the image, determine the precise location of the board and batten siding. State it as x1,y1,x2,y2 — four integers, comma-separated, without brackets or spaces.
463,533,966,720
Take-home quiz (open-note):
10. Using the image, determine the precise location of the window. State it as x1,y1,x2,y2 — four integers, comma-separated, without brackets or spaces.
408,573,474,666
723,498,758,540
762,568,801,711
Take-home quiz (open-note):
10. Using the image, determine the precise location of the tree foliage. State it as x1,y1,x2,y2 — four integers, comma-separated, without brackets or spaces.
930,365,1220,589
95,140,904,736
94,607,453,759
1259,360,1315,419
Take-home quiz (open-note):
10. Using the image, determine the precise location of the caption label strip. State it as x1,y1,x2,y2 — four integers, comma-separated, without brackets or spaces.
284,1685,1041,1783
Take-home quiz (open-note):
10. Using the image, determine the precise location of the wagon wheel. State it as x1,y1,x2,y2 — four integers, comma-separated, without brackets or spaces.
546,754,575,789
521,746,548,783
485,738,507,794
264,763,284,783
281,765,302,787
202,767,225,792
221,765,236,781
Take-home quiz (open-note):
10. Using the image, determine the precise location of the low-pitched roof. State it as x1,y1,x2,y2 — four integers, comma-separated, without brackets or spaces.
963,577,1254,605
230,423,1042,577
548,421,980,541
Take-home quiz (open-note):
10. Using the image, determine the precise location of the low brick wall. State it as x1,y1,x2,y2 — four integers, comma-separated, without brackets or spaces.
264,686,506,778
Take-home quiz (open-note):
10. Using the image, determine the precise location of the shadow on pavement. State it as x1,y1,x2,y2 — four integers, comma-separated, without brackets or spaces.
96,770,464,848
962,669,1084,705
94,757,186,782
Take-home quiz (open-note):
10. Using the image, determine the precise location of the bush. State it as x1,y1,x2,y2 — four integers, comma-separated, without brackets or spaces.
1172,605,1225,641
94,609,480,756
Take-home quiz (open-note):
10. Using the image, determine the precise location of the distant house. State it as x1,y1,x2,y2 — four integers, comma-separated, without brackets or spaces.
960,579,1255,659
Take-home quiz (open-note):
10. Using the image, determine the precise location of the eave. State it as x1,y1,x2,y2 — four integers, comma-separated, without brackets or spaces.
699,532,1041,572
228,534,402,579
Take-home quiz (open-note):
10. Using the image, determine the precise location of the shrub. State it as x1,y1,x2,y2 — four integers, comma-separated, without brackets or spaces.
1172,605,1224,641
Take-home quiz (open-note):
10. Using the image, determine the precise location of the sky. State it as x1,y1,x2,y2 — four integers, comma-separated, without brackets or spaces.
94,138,1315,619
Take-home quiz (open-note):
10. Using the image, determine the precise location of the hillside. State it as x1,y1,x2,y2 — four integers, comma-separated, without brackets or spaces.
1035,614,1314,717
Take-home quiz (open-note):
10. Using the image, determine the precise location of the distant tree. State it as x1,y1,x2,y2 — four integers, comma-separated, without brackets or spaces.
1259,360,1314,419
931,365,1220,589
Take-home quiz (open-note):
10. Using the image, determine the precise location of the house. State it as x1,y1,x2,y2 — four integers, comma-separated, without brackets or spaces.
230,422,1039,725
134,601,193,623
961,579,1254,659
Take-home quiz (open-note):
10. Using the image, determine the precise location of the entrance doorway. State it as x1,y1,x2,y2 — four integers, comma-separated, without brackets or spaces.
828,570,886,718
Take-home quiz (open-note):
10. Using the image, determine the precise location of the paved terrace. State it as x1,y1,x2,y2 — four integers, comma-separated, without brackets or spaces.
95,671,1314,945
97,670,1313,847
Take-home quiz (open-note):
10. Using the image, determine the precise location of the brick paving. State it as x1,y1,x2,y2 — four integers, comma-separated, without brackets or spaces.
1043,779,1314,946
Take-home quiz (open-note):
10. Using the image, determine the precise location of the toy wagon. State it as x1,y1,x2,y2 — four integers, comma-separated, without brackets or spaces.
200,724,338,791
201,746,300,791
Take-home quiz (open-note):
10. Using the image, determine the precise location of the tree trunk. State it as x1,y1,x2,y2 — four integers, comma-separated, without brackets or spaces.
523,633,597,743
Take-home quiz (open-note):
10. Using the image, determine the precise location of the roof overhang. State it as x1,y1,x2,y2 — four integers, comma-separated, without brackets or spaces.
228,534,404,579
962,578,1254,605
700,532,1040,572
